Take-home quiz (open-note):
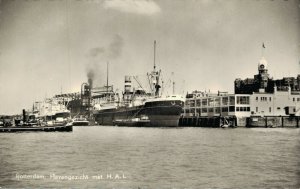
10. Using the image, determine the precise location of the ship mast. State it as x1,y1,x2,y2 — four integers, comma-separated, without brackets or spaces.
154,40,156,71
106,61,109,94
147,40,161,96
153,40,161,96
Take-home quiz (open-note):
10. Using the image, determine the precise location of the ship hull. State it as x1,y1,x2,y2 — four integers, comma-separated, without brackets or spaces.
94,100,183,127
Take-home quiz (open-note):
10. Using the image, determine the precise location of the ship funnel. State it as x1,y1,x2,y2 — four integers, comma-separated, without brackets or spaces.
124,76,132,93
88,78,93,91
22,109,27,122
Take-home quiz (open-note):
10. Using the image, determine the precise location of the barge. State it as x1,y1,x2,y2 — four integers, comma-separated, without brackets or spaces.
0,124,73,132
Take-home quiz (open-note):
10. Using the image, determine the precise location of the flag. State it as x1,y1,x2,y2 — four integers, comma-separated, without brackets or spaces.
262,43,265,48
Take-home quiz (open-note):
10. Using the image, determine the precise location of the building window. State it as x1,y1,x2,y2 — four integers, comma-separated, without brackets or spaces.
202,99,207,106
297,98,300,102
222,107,228,112
230,96,235,105
269,97,272,101
196,100,201,107
260,97,267,101
215,98,220,106
293,98,295,102
256,97,258,101
237,107,249,112
269,107,272,113
277,107,281,110
229,106,235,112
237,96,250,105
208,98,214,107
222,97,228,106
256,107,258,112
192,108,196,114
190,100,195,107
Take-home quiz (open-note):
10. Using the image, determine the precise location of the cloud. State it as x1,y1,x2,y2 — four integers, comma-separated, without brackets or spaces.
103,0,161,15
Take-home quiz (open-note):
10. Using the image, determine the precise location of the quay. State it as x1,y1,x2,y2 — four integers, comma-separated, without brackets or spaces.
179,116,237,127
179,116,300,128
0,125,73,132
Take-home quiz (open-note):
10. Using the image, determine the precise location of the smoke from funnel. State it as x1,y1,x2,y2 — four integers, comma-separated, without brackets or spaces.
87,70,95,80
108,34,123,59
86,34,124,86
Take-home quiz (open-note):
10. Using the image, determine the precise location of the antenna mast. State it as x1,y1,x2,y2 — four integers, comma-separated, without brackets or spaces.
172,72,175,94
173,81,175,95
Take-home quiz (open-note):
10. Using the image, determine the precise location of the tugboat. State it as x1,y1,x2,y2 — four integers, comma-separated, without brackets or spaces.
0,109,73,132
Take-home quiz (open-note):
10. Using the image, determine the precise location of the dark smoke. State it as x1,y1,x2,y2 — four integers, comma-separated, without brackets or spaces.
108,34,123,59
87,70,95,81
86,34,124,85
89,47,105,57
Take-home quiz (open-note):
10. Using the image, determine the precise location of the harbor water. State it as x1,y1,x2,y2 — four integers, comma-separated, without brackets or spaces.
0,127,300,189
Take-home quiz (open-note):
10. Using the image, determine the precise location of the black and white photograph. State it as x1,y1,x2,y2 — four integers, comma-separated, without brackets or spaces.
0,0,299,188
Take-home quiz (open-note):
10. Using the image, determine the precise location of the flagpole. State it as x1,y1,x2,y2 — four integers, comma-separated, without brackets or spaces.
261,42,265,57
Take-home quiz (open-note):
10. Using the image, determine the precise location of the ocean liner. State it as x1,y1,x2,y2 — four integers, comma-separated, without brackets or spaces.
92,41,184,126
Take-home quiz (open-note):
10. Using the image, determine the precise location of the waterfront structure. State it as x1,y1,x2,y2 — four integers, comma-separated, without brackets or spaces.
236,57,300,117
235,57,300,94
250,86,300,116
183,56,300,127
184,91,250,126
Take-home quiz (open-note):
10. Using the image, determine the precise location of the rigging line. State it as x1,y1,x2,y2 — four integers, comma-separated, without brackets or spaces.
133,76,146,92
131,104,146,119
66,0,71,92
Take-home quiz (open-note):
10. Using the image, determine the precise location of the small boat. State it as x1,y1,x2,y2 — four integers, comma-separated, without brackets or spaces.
220,124,229,128
220,117,233,128
72,117,89,126
267,124,277,128
113,115,150,127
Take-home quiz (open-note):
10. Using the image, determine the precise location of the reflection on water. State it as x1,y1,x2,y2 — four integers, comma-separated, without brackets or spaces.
0,127,299,188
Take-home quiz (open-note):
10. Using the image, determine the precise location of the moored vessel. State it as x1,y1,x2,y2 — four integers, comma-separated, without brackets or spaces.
93,41,184,126
72,117,90,126
0,124,73,132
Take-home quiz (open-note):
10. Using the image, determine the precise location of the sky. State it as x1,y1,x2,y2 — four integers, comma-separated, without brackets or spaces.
0,0,299,114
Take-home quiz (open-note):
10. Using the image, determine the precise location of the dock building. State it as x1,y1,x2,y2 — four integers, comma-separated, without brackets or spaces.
182,57,300,127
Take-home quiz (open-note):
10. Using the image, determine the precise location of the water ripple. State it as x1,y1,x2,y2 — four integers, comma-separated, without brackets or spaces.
0,127,299,188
